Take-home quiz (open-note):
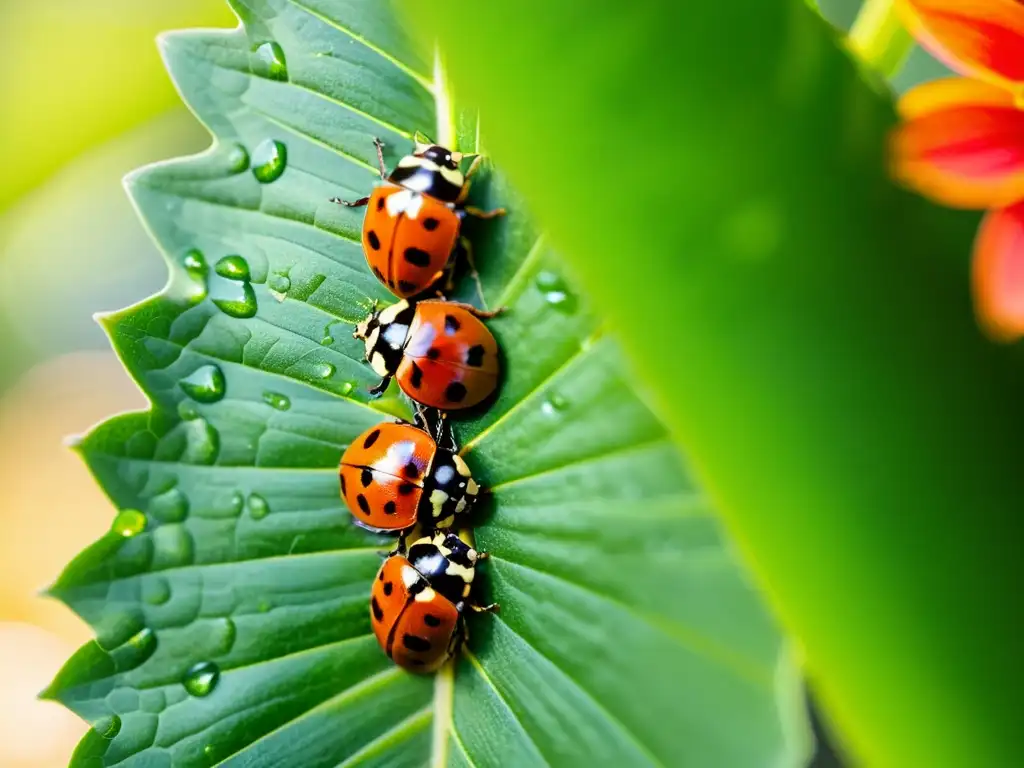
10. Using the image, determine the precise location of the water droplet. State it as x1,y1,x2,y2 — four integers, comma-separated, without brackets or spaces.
92,714,122,740
143,577,171,606
111,509,146,538
153,525,195,568
183,661,220,697
252,41,288,81
321,334,334,346
262,391,291,411
214,617,238,654
247,493,271,519
251,139,287,183
148,488,189,524
128,626,158,657
267,272,291,302
315,362,336,380
182,418,220,465
229,491,244,516
215,255,251,281
177,401,200,421
183,249,208,276
212,281,258,318
227,143,250,173
541,392,569,416
535,271,578,313
340,380,355,395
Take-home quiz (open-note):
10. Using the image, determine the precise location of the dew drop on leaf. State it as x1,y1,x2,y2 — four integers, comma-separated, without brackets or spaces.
340,380,355,395
182,249,208,276
182,418,220,465
182,661,220,697
229,491,244,516
262,391,291,411
212,280,258,319
535,270,578,313
180,364,226,403
214,617,238,654
315,362,336,380
227,143,250,173
143,577,172,606
127,627,158,660
111,509,146,538
148,487,189,524
153,525,195,568
92,714,122,740
541,392,569,416
248,493,270,519
251,41,288,81
214,255,251,281
251,139,287,183
321,334,335,346
267,272,291,301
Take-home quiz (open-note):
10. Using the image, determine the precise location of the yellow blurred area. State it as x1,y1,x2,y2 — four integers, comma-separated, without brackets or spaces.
0,0,234,211
0,1,231,764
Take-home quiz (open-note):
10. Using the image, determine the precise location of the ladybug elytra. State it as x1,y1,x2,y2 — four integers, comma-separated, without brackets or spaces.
353,298,501,410
340,421,480,532
370,531,498,673
332,137,505,299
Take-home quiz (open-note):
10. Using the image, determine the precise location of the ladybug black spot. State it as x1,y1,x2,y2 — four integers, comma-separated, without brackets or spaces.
404,461,420,479
444,315,460,334
378,569,385,581
409,362,423,389
373,266,385,282
426,347,441,360
363,429,381,449
356,494,371,515
376,196,385,211
383,581,393,596
445,382,468,403
404,247,432,267
465,344,485,367
360,468,373,487
367,230,381,250
424,614,442,627
384,501,397,515
423,217,440,231
398,280,417,294
398,483,417,496
371,597,384,621
402,634,432,652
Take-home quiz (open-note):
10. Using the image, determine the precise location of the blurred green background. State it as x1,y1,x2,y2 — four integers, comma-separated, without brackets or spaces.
0,0,949,765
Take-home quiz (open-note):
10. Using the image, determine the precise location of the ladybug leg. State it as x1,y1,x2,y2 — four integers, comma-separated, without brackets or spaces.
464,154,484,180
372,136,387,179
468,601,500,614
463,204,507,220
387,529,409,557
330,195,369,207
368,375,392,397
454,237,488,310
441,300,506,320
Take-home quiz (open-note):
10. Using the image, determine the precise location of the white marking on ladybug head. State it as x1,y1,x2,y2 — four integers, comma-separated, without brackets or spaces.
414,586,437,603
401,564,422,589
369,351,390,377
378,300,409,325
452,454,472,478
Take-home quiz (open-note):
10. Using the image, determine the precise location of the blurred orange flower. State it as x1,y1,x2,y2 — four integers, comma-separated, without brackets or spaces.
891,0,1024,341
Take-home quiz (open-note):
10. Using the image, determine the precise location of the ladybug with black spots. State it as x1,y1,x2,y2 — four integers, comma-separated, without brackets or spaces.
340,419,480,532
331,136,505,299
353,298,501,410
370,531,498,673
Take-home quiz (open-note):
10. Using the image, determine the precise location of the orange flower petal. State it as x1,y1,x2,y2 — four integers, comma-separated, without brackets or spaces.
891,80,1024,209
973,201,1024,341
897,0,1024,89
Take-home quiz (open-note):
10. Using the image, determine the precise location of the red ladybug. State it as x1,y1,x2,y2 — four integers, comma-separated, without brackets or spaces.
353,299,501,410
332,137,505,298
370,531,497,673
339,421,480,532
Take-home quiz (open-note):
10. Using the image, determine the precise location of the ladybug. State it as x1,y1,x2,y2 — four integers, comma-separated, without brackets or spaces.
331,137,505,298
340,420,480,532
370,531,497,673
353,298,501,410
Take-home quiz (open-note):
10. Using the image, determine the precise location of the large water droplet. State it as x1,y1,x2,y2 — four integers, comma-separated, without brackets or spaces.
215,255,251,281
262,391,291,411
183,661,220,697
535,271,578,314
315,362,336,380
321,334,335,346
252,139,287,183
183,249,208,276
212,281,258,319
227,143,250,173
267,273,291,302
182,418,220,465
148,488,189,524
127,626,158,658
252,41,288,81
179,364,226,404
92,714,122,740
153,525,195,568
247,493,270,520
214,617,238,655
111,509,146,538
143,577,172,606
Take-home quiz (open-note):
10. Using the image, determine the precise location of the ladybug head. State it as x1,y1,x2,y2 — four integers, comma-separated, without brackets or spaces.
412,140,467,171
437,531,480,567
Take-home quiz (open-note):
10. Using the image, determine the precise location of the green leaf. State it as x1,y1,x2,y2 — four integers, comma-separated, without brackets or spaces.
399,1,1024,766
47,1,810,765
